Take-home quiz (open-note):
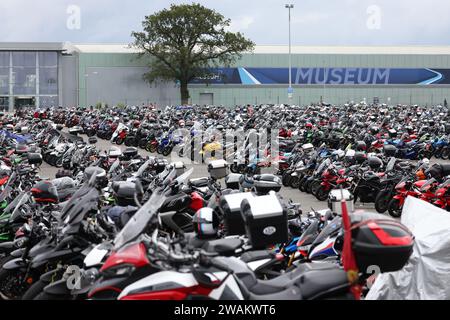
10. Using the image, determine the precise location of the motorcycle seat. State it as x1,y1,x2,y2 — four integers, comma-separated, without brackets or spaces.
189,178,209,189
202,238,244,256
240,250,274,263
296,267,349,300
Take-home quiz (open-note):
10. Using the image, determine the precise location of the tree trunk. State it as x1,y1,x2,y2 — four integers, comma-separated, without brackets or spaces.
180,80,190,105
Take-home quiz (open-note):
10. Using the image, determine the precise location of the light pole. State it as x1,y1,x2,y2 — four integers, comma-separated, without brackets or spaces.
285,4,294,102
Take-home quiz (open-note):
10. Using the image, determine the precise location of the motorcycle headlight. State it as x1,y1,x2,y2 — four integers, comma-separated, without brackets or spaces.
103,264,136,277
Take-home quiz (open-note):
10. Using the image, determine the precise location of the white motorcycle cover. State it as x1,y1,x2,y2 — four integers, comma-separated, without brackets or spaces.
366,196,450,300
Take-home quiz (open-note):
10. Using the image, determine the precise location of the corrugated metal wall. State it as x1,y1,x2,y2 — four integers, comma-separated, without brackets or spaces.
76,52,450,107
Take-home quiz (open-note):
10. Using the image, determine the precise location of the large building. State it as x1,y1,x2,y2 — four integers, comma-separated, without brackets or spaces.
2,42,450,110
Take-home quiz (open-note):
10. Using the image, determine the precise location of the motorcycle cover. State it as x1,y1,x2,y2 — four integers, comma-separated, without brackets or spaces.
366,196,450,300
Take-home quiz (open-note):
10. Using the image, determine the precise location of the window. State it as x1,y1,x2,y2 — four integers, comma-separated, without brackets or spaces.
12,67,36,94
12,52,36,67
0,68,8,95
39,66,58,94
0,52,9,67
38,52,57,67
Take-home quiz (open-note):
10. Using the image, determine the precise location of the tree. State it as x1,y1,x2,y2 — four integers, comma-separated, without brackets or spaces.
131,3,254,105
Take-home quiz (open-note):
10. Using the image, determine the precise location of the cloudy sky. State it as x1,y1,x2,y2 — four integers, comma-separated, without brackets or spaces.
1,0,450,45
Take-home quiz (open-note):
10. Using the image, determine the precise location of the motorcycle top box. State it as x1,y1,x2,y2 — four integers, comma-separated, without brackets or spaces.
122,147,138,160
252,174,282,195
301,143,314,152
350,212,414,273
383,144,397,157
220,192,255,236
225,173,241,190
240,193,288,249
27,152,43,166
153,158,168,173
208,159,229,180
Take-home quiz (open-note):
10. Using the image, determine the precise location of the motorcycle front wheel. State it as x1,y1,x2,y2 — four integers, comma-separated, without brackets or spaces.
290,176,300,189
387,198,403,218
162,146,173,157
315,186,330,201
374,190,391,213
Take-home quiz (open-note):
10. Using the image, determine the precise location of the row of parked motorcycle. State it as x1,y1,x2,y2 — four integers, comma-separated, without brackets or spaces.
0,107,415,300
279,141,450,217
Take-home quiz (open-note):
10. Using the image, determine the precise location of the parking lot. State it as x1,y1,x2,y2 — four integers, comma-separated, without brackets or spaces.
38,133,380,213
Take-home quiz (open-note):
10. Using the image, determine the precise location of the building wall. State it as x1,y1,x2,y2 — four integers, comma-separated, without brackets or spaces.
60,54,78,107
188,53,450,106
78,53,180,107
75,51,450,107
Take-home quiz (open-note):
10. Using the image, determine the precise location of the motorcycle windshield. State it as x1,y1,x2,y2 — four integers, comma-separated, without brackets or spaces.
3,191,25,214
316,158,331,175
135,159,152,178
113,168,193,250
386,157,396,172
0,172,16,202
421,178,437,190
311,216,342,247
9,192,31,222
108,159,120,175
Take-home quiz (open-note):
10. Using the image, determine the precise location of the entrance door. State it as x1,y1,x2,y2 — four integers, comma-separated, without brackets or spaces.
199,93,213,106
14,97,35,110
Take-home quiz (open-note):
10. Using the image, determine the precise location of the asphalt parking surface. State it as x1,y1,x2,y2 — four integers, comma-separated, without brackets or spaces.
37,132,384,214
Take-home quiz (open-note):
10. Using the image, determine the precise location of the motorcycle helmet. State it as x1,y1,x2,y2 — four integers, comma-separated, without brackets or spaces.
31,181,59,204
368,156,383,170
192,207,220,239
355,141,367,151
305,123,313,129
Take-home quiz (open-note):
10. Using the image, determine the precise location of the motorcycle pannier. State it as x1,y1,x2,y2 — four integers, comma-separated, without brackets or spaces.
351,212,414,273
171,161,185,177
208,160,229,180
27,153,43,165
328,189,354,215
220,192,255,235
383,144,397,157
240,193,288,248
253,174,282,195
225,173,241,190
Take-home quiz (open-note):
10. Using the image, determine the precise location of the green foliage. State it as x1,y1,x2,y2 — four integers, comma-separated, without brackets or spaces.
131,3,254,104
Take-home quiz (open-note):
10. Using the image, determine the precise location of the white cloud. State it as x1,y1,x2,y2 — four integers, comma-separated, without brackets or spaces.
228,15,255,32
0,0,450,45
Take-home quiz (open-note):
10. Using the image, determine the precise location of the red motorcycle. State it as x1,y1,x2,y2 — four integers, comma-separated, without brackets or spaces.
434,179,450,210
387,177,427,217
314,164,352,201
